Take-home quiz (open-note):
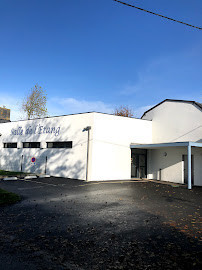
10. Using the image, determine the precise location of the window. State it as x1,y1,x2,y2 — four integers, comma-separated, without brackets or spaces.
47,141,73,148
4,143,17,148
23,142,40,148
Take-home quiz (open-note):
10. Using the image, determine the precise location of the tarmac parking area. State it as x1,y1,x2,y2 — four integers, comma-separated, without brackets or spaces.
0,177,201,270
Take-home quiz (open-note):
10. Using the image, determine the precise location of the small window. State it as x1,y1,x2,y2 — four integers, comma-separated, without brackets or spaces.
23,142,40,148
47,141,73,148
4,143,17,148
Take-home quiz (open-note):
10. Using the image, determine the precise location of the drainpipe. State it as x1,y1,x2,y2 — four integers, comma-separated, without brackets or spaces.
45,156,47,175
187,143,192,190
82,126,91,181
21,155,23,172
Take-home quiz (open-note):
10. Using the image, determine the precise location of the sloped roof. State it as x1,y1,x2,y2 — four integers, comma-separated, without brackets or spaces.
141,99,202,118
195,102,202,110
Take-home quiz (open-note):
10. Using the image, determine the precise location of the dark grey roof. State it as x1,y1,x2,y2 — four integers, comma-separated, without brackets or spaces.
141,99,202,118
195,102,202,110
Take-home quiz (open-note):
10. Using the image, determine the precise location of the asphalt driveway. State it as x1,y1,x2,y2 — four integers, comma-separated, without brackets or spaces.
0,177,201,270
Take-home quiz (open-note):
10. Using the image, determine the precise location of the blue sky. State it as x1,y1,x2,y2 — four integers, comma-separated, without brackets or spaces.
0,0,201,120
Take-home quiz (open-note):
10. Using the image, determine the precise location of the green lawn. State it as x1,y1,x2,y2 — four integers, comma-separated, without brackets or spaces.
0,170,26,176
0,188,21,206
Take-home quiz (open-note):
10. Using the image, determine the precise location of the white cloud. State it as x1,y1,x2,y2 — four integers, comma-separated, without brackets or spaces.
133,105,155,118
120,83,138,95
48,97,155,119
47,97,114,116
0,93,155,121
0,94,114,121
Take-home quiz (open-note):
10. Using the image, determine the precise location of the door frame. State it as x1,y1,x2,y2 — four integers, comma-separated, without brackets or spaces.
182,154,194,185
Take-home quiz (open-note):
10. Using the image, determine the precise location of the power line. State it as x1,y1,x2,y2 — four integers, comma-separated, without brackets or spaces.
113,0,202,30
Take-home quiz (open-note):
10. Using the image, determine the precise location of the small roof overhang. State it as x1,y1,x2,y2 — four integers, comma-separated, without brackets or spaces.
130,142,202,149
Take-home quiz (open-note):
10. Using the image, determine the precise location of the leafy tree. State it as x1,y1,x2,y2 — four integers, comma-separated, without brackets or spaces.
22,84,48,119
114,105,134,118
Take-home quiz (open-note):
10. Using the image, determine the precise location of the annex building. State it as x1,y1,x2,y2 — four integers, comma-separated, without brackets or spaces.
0,99,202,189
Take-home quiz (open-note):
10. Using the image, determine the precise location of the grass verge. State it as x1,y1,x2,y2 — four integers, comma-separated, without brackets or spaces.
0,170,27,176
0,188,21,206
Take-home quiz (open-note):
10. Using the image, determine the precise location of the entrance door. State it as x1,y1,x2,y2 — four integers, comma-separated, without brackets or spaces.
131,154,139,178
131,149,147,178
183,155,194,184
139,154,146,178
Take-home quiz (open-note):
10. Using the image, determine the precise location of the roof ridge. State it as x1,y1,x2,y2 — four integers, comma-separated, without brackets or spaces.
141,99,202,118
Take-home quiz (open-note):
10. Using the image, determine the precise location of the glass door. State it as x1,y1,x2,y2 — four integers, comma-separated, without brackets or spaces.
131,154,139,178
139,154,146,178
131,149,147,178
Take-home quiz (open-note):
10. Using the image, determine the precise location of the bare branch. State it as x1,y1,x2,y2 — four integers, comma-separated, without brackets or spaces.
114,105,134,117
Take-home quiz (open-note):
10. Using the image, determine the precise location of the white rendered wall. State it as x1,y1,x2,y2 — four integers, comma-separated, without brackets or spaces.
0,113,152,181
90,114,152,181
0,113,94,180
142,101,202,143
147,147,202,186
147,147,186,184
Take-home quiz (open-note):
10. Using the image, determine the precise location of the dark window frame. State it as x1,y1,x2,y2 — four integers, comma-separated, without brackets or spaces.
23,142,40,148
4,142,17,148
46,141,73,149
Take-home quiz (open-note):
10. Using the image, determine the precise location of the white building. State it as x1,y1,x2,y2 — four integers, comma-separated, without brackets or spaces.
0,99,201,188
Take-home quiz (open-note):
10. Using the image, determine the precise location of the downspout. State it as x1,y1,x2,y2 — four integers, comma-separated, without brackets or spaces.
187,143,192,190
83,126,91,181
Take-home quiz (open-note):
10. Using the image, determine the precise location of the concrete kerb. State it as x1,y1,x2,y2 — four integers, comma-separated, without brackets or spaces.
2,174,50,181
2,177,18,181
1,176,185,189
24,175,38,179
145,178,183,188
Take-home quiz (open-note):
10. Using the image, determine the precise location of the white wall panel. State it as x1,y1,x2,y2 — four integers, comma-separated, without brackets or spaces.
147,147,202,186
142,101,202,143
90,114,152,181
0,113,94,180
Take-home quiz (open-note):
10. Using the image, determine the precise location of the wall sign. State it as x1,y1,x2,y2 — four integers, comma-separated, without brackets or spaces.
11,124,61,137
31,157,36,163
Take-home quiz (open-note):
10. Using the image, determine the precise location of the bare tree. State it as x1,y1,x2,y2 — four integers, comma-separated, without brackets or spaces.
22,84,48,119
114,105,134,117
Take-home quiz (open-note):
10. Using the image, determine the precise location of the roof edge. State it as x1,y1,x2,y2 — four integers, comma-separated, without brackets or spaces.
141,99,202,118
1,111,148,124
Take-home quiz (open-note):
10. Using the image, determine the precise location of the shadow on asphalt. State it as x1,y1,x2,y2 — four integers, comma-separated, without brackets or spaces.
0,178,201,270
